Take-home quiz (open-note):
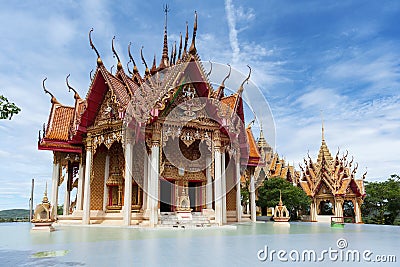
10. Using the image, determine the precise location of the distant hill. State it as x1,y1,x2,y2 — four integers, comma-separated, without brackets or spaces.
0,209,30,219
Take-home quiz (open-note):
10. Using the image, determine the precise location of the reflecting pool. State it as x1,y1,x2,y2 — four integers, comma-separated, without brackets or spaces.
0,222,398,266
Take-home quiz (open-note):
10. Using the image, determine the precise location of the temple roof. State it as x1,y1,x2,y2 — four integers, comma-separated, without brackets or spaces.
45,104,74,141
299,126,366,198
245,126,261,166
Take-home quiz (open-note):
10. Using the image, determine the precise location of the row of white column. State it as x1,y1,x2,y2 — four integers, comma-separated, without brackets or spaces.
50,140,249,226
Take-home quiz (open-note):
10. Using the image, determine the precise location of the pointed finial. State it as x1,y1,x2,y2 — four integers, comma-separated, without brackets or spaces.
42,77,59,104
45,181,48,197
178,32,182,60
161,4,170,66
112,36,122,70
246,117,255,128
217,64,231,99
141,46,150,75
320,110,325,141
128,42,138,73
66,74,80,100
89,28,102,66
110,65,114,74
238,65,251,94
127,59,133,75
279,189,283,205
151,54,157,74
222,64,231,85
90,69,94,81
173,41,177,64
184,21,189,54
206,60,213,78
189,11,198,54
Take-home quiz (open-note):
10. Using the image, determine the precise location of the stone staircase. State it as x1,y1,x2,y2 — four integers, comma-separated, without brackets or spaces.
157,212,218,228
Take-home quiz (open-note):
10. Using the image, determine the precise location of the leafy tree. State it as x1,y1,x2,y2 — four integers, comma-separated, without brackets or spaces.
257,177,310,220
0,95,21,120
362,174,400,225
241,179,250,208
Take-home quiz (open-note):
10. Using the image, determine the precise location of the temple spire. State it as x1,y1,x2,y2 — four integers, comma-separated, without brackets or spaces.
178,32,182,60
184,21,189,55
160,4,170,69
321,110,325,141
189,11,198,55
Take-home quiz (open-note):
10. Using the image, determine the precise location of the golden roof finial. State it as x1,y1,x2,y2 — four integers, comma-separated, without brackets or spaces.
66,74,81,100
279,190,283,206
89,28,102,66
42,181,49,204
189,11,198,54
184,21,189,54
127,59,133,75
112,36,122,70
320,109,325,141
151,54,157,74
216,64,231,99
178,32,182,60
128,42,138,73
42,77,59,104
161,4,170,66
141,46,150,75
206,60,213,78
238,65,251,94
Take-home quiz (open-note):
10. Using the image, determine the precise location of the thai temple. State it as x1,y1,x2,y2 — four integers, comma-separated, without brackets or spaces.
298,124,367,223
37,10,366,227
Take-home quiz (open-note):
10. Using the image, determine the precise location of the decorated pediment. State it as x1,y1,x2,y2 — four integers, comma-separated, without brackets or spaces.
93,90,121,127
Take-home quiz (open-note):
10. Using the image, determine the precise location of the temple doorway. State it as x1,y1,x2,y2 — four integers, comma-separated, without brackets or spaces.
160,179,173,212
188,182,202,211
343,200,355,218
319,200,334,215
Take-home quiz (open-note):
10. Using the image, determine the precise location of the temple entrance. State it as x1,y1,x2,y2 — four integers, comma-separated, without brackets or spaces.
188,182,202,212
343,200,355,218
160,179,173,212
319,200,334,215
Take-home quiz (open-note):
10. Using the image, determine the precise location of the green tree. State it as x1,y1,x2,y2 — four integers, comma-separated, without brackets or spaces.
362,174,400,225
0,95,21,120
257,177,310,220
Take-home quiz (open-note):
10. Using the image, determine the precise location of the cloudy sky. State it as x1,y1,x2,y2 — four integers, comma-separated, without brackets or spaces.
0,0,399,210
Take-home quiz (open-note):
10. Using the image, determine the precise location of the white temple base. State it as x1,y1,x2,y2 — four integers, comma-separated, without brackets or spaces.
31,223,55,232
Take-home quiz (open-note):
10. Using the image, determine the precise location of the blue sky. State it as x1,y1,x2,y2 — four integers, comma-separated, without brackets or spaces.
0,0,399,210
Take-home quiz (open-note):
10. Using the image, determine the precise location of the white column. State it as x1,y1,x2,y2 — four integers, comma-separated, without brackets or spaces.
206,154,213,209
103,154,110,211
146,151,152,215
214,147,222,225
311,200,317,222
221,152,227,224
51,154,60,219
142,152,148,211
235,158,242,222
123,142,133,226
76,162,85,211
63,169,70,215
149,141,160,227
355,199,362,223
250,174,256,222
82,137,93,225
